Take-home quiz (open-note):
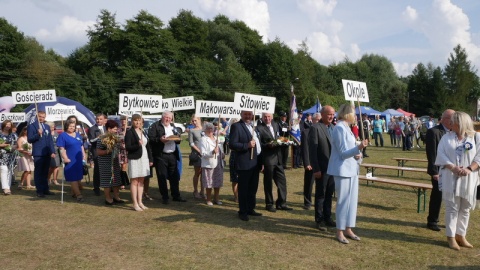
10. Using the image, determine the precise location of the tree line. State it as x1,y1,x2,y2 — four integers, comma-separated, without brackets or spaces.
1,9,479,123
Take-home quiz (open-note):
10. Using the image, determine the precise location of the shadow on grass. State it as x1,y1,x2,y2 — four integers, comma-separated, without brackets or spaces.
429,266,480,270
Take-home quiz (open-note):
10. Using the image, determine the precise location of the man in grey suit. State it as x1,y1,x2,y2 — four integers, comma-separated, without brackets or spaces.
425,109,454,231
308,106,337,231
302,112,321,210
257,112,292,212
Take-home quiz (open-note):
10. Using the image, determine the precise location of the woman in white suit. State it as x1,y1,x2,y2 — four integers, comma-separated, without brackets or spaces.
435,111,480,250
200,122,224,206
327,104,368,244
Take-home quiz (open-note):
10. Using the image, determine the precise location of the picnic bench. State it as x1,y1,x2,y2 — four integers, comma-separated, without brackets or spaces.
392,157,428,168
358,175,432,213
361,163,427,177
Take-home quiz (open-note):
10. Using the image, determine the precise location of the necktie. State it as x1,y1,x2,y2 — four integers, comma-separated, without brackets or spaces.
268,125,274,138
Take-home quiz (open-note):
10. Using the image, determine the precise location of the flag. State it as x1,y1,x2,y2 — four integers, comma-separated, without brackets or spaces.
316,96,322,113
289,94,301,143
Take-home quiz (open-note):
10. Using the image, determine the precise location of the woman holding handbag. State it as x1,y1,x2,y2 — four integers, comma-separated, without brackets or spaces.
188,115,204,199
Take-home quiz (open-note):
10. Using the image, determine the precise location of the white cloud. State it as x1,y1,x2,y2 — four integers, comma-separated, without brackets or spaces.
405,0,480,70
289,0,359,65
393,62,418,77
198,0,270,42
35,16,94,43
402,6,418,22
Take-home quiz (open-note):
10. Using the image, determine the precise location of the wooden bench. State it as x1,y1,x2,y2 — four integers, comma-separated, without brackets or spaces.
361,163,427,177
359,175,432,213
392,157,428,168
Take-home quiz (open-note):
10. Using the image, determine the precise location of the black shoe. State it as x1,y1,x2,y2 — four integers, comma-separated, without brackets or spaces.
247,211,263,216
266,205,277,212
276,205,293,211
239,214,249,221
105,200,115,206
173,197,187,202
427,223,441,231
36,193,45,198
162,199,169,204
303,205,311,210
113,198,125,204
93,189,101,196
44,191,55,195
316,221,327,231
325,219,337,227
363,154,369,158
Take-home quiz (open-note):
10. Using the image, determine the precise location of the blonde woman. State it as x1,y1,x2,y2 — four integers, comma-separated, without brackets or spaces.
16,127,34,189
435,111,480,250
326,104,368,244
200,122,224,205
125,114,153,211
188,115,204,199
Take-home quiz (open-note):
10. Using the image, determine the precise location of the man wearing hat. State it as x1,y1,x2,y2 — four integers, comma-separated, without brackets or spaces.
277,112,289,169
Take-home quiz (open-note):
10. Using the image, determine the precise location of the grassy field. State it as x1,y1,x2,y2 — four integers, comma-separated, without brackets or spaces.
2,137,480,269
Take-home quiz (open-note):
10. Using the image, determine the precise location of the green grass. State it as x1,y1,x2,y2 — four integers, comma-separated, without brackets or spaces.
2,138,480,269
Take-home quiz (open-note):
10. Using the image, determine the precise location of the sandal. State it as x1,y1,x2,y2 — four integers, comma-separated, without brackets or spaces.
26,186,35,189
4,189,11,195
76,196,84,202
18,185,23,190
193,192,202,199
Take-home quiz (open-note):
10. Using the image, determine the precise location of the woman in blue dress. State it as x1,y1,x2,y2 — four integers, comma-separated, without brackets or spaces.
56,120,86,202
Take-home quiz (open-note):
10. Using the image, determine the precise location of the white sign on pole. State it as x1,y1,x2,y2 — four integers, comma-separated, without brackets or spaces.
118,93,163,114
195,100,243,118
342,79,369,102
233,92,276,113
0,113,26,123
12,90,57,104
45,105,76,121
162,96,195,111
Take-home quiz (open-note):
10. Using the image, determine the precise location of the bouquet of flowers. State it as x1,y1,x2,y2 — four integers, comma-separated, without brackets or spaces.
22,142,32,152
276,136,294,146
100,133,121,153
0,138,12,152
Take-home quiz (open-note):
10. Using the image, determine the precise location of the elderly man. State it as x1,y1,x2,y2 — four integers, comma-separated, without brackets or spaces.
426,109,455,231
148,111,186,204
308,106,337,231
257,112,292,212
302,112,321,210
229,110,262,221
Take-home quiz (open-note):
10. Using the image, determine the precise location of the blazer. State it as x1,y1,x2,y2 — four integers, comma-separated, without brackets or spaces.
124,128,153,162
200,136,223,168
87,124,105,159
27,121,55,157
257,121,282,166
308,122,332,173
426,124,447,176
229,120,259,171
147,121,181,160
326,120,361,177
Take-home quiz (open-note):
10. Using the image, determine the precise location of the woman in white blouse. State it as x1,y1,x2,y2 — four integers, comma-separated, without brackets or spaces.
435,111,480,250
200,122,224,206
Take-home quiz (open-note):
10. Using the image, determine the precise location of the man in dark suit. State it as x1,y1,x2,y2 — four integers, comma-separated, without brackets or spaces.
27,111,56,198
277,112,289,169
229,110,262,221
88,113,106,196
257,112,292,212
302,112,321,210
308,105,337,231
148,111,186,204
426,109,454,231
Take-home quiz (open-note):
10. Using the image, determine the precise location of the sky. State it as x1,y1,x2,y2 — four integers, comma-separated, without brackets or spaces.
1,0,479,77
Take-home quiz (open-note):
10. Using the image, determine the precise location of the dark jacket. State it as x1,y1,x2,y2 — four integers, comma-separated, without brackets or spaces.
257,121,282,166
308,122,332,173
147,121,181,160
229,120,259,170
426,124,447,176
125,128,153,162
27,121,55,157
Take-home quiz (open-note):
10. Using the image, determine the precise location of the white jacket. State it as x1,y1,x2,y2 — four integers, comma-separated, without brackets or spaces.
200,136,222,168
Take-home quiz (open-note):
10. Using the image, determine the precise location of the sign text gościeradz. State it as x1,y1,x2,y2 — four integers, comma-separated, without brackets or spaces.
12,90,57,104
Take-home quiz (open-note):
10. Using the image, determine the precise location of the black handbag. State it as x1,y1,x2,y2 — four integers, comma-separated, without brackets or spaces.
189,151,201,163
82,164,89,176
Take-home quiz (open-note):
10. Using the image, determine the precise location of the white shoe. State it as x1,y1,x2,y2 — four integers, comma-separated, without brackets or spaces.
206,201,213,206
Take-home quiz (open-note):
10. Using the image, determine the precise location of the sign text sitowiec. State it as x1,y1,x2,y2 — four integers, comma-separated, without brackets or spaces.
342,79,369,102
233,93,276,114
12,90,57,104
119,94,163,114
